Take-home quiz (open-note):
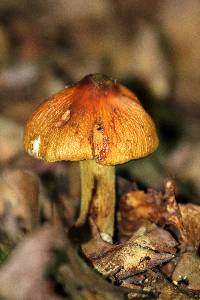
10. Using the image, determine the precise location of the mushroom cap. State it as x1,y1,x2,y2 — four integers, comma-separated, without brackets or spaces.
24,74,159,165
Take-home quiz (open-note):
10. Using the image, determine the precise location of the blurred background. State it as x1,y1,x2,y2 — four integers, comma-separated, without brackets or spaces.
0,0,199,205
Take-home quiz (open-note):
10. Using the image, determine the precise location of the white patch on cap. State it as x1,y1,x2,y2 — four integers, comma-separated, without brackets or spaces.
61,110,70,121
100,232,112,244
55,110,71,128
29,136,41,157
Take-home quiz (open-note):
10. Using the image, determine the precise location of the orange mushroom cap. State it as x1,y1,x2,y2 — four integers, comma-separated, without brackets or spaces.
24,74,159,165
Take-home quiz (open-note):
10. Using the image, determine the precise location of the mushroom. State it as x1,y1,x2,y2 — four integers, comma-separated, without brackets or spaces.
24,74,159,243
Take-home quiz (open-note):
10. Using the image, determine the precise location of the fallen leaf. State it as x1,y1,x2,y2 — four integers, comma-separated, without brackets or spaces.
0,116,23,163
0,169,40,240
158,284,194,300
118,190,152,239
160,258,177,279
0,225,63,300
179,204,200,249
119,179,187,243
122,269,167,299
57,238,127,300
83,224,176,280
172,252,200,295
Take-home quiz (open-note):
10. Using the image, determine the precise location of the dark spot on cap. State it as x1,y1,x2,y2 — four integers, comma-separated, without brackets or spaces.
79,73,118,92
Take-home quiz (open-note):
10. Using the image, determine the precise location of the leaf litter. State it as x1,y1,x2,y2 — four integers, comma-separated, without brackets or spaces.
1,172,200,299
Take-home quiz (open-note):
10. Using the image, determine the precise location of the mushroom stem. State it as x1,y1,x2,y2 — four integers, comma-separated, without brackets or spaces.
77,160,115,243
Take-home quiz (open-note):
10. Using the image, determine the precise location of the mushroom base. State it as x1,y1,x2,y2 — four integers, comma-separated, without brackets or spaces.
76,160,116,243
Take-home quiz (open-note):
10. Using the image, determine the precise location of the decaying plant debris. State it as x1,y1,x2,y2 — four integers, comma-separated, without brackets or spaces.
0,173,200,300
119,180,187,243
81,179,200,299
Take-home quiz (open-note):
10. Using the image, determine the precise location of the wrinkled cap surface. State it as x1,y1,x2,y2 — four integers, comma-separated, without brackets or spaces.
24,74,159,165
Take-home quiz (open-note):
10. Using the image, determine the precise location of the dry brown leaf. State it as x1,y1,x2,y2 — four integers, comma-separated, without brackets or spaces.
121,267,196,299
82,232,113,261
83,224,176,280
119,179,187,243
130,224,177,254
179,204,200,249
160,258,178,279
58,236,127,300
0,116,23,163
119,179,200,250
0,225,63,300
158,284,194,300
122,269,167,299
0,169,40,239
172,252,200,295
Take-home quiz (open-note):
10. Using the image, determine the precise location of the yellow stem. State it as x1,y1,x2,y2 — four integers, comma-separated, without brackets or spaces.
76,160,115,242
